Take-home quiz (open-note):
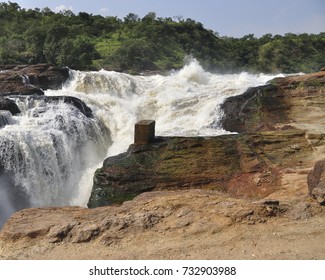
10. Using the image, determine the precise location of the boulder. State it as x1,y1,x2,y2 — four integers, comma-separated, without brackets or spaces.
27,95,92,118
307,160,325,205
0,97,21,115
49,96,93,118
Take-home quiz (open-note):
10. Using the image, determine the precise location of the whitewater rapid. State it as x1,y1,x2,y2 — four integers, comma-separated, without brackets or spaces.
52,60,284,154
0,59,284,226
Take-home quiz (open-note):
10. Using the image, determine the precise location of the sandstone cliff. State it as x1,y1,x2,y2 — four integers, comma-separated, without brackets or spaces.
1,69,325,260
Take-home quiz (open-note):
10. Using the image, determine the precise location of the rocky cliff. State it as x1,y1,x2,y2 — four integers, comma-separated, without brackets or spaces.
1,69,325,260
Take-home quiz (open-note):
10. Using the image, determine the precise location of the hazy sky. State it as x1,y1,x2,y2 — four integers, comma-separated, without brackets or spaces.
11,0,325,37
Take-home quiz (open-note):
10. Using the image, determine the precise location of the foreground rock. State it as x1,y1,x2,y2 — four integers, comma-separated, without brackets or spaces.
0,64,69,95
1,189,324,260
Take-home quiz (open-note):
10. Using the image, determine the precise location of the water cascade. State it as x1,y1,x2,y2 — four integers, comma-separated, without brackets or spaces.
0,59,284,227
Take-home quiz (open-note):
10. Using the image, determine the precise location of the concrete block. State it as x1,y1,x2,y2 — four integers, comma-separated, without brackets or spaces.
134,120,155,145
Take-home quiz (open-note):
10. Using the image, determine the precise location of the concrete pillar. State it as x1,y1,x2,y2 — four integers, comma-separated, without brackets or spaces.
134,120,155,145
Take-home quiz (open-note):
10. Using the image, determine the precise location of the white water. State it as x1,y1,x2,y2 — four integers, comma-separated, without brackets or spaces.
52,60,284,154
0,59,284,226
0,98,110,218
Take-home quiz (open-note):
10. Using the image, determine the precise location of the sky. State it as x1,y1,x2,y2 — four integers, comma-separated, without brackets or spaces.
9,0,325,37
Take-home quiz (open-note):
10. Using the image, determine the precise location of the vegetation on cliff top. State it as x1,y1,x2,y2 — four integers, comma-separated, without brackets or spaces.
0,2,324,73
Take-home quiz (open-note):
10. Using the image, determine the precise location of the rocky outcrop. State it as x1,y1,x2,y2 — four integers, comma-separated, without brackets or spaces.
88,130,322,208
221,71,325,133
0,64,69,95
0,110,14,128
1,189,324,259
307,160,325,205
0,98,20,115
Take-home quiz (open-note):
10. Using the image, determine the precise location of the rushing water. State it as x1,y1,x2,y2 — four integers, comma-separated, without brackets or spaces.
0,59,284,226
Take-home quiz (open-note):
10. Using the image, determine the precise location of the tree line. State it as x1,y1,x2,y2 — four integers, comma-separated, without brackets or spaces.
0,2,324,73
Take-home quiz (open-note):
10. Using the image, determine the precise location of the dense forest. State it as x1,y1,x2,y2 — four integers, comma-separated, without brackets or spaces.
0,2,324,73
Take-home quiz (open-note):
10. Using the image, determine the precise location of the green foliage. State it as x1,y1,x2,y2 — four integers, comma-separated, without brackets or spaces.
0,2,324,73
106,38,156,71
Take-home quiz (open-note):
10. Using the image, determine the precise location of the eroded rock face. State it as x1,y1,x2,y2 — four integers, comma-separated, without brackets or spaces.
0,64,69,95
220,84,285,132
89,130,321,208
308,160,325,205
0,190,291,245
221,71,325,133
1,189,324,260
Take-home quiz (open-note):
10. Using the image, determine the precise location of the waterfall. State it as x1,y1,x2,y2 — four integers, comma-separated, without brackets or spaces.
21,74,31,86
0,110,14,128
0,96,111,227
0,59,284,227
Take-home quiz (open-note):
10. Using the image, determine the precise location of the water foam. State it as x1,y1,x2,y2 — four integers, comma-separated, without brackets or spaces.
54,59,283,155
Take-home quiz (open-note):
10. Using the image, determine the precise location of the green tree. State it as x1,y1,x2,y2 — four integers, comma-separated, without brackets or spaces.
107,38,156,71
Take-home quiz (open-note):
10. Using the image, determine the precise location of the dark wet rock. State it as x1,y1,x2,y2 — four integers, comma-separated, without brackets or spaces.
0,64,69,95
221,84,286,133
0,97,21,115
221,71,325,133
53,96,93,118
